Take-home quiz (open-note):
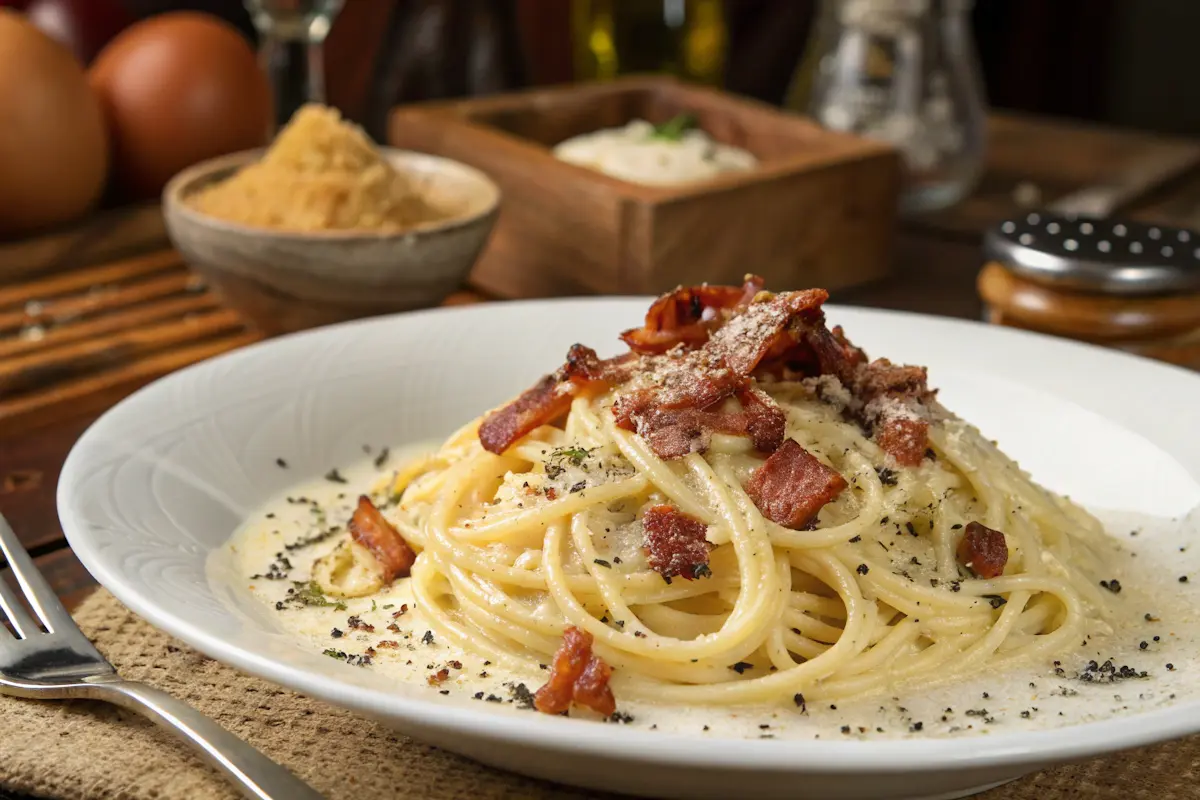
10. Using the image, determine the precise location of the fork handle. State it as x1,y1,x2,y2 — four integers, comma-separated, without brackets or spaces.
83,679,325,800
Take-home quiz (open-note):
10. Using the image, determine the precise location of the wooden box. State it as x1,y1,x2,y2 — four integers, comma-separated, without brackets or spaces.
389,77,901,299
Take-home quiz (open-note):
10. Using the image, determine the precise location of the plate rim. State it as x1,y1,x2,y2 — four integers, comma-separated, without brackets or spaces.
57,296,1200,776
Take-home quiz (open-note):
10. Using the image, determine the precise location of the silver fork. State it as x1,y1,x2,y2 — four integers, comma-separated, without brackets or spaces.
0,515,324,800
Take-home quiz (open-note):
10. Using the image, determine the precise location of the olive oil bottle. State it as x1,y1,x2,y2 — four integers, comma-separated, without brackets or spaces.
571,0,727,85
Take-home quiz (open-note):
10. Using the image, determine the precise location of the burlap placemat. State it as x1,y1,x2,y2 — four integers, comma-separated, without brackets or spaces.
1,589,1198,800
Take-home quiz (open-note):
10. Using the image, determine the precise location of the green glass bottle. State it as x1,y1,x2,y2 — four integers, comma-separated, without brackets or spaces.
571,0,727,85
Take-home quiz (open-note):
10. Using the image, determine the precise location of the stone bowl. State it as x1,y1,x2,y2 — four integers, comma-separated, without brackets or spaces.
163,148,500,335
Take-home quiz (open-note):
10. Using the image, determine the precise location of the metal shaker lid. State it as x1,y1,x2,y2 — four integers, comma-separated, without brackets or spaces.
983,212,1200,295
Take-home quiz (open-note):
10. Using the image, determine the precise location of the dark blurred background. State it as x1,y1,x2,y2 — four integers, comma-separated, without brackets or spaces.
113,0,1199,137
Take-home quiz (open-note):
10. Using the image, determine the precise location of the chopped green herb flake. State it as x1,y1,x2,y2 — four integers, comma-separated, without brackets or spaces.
281,581,347,611
650,113,697,141
550,446,593,467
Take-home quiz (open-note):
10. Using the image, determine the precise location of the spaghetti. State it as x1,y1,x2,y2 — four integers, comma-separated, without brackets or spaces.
322,278,1120,711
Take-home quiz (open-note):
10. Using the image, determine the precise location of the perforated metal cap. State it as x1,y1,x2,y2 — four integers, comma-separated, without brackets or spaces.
983,212,1200,295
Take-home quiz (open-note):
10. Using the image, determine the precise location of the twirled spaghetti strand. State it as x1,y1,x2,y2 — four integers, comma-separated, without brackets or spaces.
394,383,1114,707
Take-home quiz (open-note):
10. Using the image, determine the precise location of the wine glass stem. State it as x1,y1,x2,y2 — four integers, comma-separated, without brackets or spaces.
260,34,327,131
307,39,327,104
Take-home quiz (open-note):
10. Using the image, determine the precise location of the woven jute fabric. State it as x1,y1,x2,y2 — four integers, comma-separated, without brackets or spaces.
1,590,1197,800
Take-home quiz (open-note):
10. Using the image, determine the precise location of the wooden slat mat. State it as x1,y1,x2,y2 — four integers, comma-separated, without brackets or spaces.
0,250,261,437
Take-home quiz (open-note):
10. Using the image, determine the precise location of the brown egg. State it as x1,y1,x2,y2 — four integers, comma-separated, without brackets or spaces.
89,11,272,200
0,9,107,235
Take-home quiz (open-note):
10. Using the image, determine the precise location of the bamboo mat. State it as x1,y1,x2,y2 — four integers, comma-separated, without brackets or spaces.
0,250,261,437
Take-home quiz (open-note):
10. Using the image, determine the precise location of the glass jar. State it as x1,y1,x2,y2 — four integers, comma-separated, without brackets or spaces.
803,0,987,214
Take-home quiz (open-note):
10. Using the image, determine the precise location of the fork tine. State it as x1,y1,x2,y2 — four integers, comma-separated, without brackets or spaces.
0,514,72,634
0,577,39,638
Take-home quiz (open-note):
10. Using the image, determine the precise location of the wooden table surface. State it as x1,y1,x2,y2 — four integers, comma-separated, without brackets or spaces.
3,110,1200,615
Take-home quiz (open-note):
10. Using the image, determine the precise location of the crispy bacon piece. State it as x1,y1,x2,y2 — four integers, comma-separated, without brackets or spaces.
479,374,574,455
745,439,848,530
348,495,416,582
735,388,787,453
612,324,792,460
856,359,932,404
611,390,646,432
652,349,746,411
957,522,1008,579
619,405,712,459
614,387,786,460
479,344,632,454
642,504,712,580
563,343,640,384
856,359,936,466
611,349,749,459
534,626,616,716
620,276,765,354
573,656,615,715
754,319,933,465
873,416,929,467
803,323,859,386
708,289,829,376
831,325,867,367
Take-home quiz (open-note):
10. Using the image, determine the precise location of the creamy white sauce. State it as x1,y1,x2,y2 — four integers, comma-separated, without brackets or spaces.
553,119,757,185
223,449,1200,739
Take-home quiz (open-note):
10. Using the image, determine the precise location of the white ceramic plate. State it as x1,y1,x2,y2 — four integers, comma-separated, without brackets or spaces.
58,299,1200,800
